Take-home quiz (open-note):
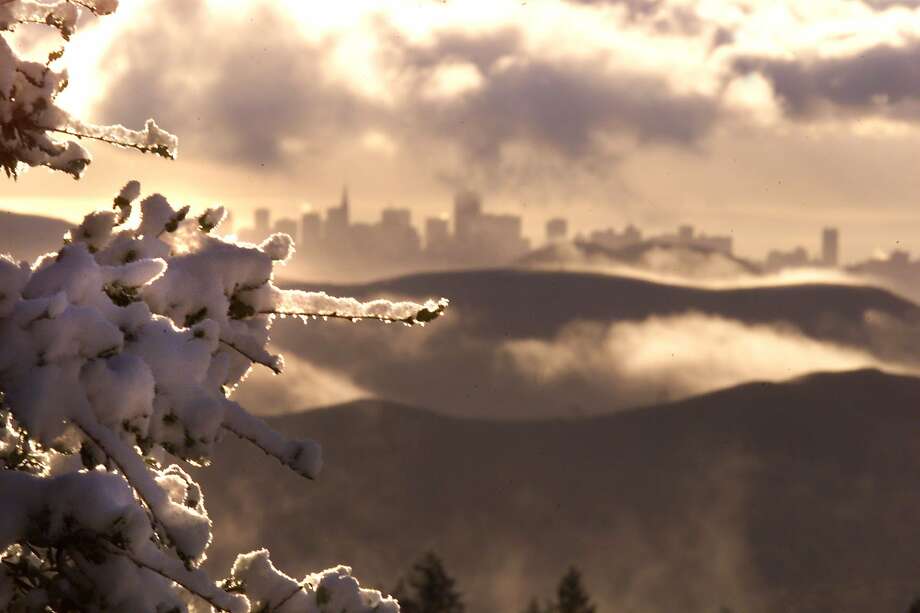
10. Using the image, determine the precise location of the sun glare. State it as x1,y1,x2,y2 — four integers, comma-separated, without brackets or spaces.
51,0,145,118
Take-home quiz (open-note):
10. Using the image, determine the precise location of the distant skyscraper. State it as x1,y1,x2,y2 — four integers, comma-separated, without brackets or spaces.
453,189,482,241
425,217,450,251
479,214,522,243
381,207,411,228
326,186,351,240
546,217,568,243
822,227,839,267
254,208,270,236
469,213,528,261
273,218,297,239
301,211,321,245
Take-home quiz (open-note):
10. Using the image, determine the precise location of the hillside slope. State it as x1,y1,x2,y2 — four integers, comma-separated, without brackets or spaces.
293,268,920,341
260,270,920,418
199,369,920,613
0,211,69,263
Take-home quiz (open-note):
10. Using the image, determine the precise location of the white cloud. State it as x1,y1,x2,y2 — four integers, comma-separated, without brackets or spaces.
723,73,781,125
501,313,912,405
361,130,398,156
232,352,369,415
422,61,484,100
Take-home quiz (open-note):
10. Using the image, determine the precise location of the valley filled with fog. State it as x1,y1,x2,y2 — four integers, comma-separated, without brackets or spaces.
6,205,920,611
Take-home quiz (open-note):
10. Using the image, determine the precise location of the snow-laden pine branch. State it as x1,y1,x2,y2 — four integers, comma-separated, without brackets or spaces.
1,6,437,609
0,1,176,178
0,181,445,611
222,399,322,479
229,550,398,613
1,1,116,37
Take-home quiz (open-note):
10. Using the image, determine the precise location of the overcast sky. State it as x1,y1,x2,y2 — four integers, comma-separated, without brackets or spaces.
5,0,920,261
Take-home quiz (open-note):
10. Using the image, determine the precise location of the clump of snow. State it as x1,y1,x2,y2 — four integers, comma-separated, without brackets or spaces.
0,3,176,179
0,181,447,611
230,550,399,613
118,179,141,202
260,232,295,263
198,206,227,233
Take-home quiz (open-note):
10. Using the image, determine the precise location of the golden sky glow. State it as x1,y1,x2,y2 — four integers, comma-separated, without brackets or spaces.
5,0,920,261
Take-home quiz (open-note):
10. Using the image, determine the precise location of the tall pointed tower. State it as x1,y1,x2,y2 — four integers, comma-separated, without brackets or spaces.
339,185,350,222
325,184,351,241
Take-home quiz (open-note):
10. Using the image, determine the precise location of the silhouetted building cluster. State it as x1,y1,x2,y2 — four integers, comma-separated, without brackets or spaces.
545,217,568,243
579,222,733,256
236,188,530,276
765,227,839,272
435,189,530,265
234,188,846,278
849,248,915,279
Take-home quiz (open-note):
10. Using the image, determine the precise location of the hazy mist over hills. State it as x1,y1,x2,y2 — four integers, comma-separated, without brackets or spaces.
11,208,920,418
202,370,920,613
6,210,920,612
232,269,920,418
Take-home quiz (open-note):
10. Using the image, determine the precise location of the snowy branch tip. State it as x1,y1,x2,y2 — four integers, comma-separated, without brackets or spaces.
272,291,449,326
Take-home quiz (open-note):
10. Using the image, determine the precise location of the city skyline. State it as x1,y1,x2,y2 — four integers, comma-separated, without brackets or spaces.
232,185,856,275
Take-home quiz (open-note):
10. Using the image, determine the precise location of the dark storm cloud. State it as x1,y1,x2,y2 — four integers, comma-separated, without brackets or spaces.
733,42,920,120
374,26,716,162
378,22,720,158
95,0,721,175
562,0,664,17
95,0,379,166
417,58,718,159
710,27,734,51
557,0,704,35
378,25,523,73
99,0,920,180
862,0,920,8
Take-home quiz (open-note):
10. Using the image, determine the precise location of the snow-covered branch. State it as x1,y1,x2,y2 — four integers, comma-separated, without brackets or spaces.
71,408,211,563
44,118,178,160
219,337,283,375
229,550,398,613
0,0,176,178
0,181,446,610
2,0,439,607
265,290,449,325
118,543,248,613
222,400,321,479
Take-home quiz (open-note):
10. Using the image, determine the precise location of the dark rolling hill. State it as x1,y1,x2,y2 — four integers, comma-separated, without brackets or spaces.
289,268,920,342
199,369,920,613
0,210,70,263
261,269,920,418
